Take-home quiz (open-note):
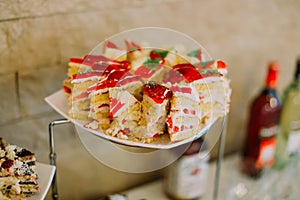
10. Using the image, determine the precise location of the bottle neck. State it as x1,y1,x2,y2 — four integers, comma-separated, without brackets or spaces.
261,87,277,97
265,62,279,89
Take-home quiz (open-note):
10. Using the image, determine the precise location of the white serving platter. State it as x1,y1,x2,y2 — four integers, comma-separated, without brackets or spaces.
45,90,215,149
28,162,55,200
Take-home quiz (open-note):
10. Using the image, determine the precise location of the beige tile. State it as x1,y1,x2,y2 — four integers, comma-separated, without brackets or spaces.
52,12,114,61
18,65,66,116
0,20,26,74
0,17,61,73
0,73,20,125
0,0,52,20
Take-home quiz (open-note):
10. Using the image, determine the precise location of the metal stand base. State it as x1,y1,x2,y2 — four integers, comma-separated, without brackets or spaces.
213,116,228,200
48,116,227,200
49,119,70,200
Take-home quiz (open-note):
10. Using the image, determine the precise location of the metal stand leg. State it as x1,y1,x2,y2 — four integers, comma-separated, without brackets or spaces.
213,116,228,200
49,119,70,200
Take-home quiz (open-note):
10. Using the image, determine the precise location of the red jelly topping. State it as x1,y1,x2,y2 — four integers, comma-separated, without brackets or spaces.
116,74,141,87
118,60,131,70
83,55,112,63
107,70,128,82
173,64,202,82
150,50,161,61
149,50,168,64
166,117,173,129
105,41,119,49
163,69,185,84
170,85,192,94
92,60,130,76
134,65,158,79
63,86,72,94
173,126,179,133
87,79,115,93
217,60,226,69
69,57,83,64
110,97,126,118
87,71,134,92
143,82,172,104
98,79,118,91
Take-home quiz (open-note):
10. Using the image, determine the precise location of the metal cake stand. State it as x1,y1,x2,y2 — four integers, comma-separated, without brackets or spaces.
48,116,227,200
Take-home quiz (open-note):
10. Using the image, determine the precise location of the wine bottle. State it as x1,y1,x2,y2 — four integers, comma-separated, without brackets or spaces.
163,137,210,199
241,62,281,178
274,58,300,169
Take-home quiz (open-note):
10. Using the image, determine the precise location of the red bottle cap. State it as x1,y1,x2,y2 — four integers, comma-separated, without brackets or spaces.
266,61,279,88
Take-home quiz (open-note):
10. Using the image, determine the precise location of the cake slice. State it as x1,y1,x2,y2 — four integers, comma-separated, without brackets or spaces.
171,63,229,125
63,54,128,97
87,70,143,130
63,56,95,97
140,82,172,139
86,73,121,130
166,84,202,142
0,140,39,199
106,88,142,140
194,61,231,121
68,71,103,120
133,49,168,82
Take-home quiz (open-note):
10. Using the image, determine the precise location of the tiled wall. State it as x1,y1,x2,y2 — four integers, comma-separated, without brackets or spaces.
1,0,300,199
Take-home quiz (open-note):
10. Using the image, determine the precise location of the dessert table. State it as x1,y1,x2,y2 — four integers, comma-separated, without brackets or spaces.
121,153,300,200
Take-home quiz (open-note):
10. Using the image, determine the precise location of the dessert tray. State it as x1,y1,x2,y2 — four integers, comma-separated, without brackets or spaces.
28,162,55,200
45,90,216,149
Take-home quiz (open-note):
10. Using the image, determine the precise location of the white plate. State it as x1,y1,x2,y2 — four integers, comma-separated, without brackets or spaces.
45,90,215,149
28,162,55,200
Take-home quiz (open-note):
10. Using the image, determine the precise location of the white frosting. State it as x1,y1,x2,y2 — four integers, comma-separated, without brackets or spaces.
84,120,99,130
88,86,109,97
109,88,139,117
142,95,169,137
5,145,16,160
192,76,222,85
218,68,228,75
71,75,100,84
90,105,109,114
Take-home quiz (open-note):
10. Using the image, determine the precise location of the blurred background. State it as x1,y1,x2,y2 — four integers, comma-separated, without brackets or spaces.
0,0,300,199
